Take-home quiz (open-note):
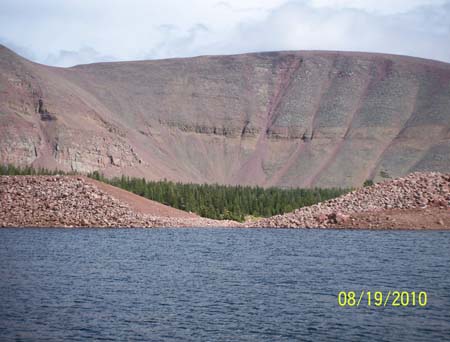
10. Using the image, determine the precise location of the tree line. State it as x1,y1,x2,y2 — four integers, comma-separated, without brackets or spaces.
88,171,349,221
1,164,350,222
0,164,74,176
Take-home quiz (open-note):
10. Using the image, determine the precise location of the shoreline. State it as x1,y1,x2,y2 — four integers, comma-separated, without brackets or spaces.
2,225,450,230
1,174,449,230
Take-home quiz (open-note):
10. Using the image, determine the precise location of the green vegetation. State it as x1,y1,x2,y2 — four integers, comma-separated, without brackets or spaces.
380,170,391,179
363,179,374,187
0,164,74,176
89,171,349,222
1,164,350,222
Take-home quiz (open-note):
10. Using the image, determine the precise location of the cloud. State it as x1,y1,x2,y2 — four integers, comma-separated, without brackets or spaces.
0,0,449,66
0,37,37,61
214,1,450,62
309,0,449,14
44,47,117,67
146,23,212,60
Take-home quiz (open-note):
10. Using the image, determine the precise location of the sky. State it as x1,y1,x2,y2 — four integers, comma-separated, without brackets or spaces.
0,0,449,67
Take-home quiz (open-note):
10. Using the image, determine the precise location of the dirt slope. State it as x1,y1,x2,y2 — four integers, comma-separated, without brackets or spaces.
1,44,450,188
0,176,234,228
84,177,197,218
334,208,449,230
0,174,448,229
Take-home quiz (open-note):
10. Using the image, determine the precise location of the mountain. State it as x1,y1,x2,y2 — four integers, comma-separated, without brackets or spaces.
1,44,449,188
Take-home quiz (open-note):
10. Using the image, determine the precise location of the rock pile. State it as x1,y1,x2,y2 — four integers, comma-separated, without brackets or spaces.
1,173,448,229
0,176,237,228
245,172,450,228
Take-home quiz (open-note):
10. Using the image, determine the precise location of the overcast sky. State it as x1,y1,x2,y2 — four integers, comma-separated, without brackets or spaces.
1,0,449,67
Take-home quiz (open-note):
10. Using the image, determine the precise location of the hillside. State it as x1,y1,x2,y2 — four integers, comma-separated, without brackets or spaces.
246,172,450,229
1,44,449,187
1,173,448,229
0,176,234,228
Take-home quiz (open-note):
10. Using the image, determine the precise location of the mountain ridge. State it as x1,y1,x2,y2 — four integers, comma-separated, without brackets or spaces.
1,44,449,187
4,44,450,69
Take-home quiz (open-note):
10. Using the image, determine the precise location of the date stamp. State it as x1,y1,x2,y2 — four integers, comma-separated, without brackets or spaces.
338,291,428,307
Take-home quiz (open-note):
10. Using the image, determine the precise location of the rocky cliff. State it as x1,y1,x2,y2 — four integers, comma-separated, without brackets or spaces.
1,44,449,187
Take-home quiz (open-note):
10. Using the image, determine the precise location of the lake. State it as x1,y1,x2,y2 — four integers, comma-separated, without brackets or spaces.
1,228,449,341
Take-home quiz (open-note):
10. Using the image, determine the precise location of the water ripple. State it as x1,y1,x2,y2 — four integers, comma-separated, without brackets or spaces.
1,228,449,341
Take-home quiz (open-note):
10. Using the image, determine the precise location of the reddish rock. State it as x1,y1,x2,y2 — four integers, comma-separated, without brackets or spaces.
245,172,450,229
335,212,351,224
0,176,238,228
315,214,328,224
1,45,450,189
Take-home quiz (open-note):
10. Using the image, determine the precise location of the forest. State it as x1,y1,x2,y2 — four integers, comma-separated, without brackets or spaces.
1,165,350,222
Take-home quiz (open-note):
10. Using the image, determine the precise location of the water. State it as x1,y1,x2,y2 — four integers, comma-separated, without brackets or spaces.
1,228,450,342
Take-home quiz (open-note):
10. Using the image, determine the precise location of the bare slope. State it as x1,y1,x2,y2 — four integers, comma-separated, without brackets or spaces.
1,45,450,187
0,176,234,228
83,177,198,218
245,172,450,229
1,173,447,229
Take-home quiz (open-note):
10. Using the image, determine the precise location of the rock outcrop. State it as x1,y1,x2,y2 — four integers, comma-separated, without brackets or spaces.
1,44,450,187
